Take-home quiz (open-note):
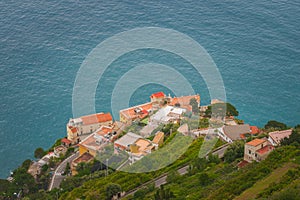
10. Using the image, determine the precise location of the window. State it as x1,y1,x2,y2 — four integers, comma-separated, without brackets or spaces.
249,150,251,154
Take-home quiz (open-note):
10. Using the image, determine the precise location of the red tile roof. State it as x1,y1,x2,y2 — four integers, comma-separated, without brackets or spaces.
97,126,113,136
151,92,165,98
256,145,274,154
120,102,153,120
61,138,72,144
69,126,78,134
81,112,112,125
250,126,259,134
237,160,249,168
246,138,266,146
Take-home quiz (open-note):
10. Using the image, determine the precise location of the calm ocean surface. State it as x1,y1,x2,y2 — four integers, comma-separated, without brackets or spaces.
0,0,299,178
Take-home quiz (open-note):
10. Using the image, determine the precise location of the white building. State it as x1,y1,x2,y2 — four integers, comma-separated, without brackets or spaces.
268,129,293,146
150,106,186,125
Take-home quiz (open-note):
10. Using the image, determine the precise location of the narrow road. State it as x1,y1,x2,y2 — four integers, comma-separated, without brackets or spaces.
48,152,79,191
125,165,189,197
154,176,167,187
122,144,229,198
212,143,230,158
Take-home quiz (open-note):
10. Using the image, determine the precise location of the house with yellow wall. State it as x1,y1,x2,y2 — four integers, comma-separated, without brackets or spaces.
67,112,113,144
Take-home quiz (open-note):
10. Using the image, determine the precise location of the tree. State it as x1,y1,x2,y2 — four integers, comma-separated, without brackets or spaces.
34,147,45,159
199,118,209,129
64,163,70,175
281,128,300,146
76,162,91,176
154,185,175,200
21,159,32,170
166,170,180,183
13,167,38,194
48,157,56,168
205,103,238,118
207,154,221,164
134,189,147,199
189,98,199,114
198,172,213,186
224,141,244,163
106,183,121,200
193,157,208,171
264,120,288,130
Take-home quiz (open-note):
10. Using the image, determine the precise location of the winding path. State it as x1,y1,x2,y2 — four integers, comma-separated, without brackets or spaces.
48,152,79,191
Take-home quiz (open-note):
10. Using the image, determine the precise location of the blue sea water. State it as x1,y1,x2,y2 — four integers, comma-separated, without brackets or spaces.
0,0,299,178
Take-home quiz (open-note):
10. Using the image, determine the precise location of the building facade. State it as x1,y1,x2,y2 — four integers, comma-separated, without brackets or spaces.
244,139,274,163
67,112,113,144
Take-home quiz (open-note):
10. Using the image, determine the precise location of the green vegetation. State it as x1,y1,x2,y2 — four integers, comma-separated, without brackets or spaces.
166,170,180,184
0,160,38,198
281,128,300,147
122,133,193,173
223,140,244,163
48,138,62,152
0,138,76,199
199,172,215,187
264,120,288,131
181,117,209,130
161,123,179,135
263,179,300,200
234,118,244,125
256,164,300,199
234,163,298,200
205,102,239,118
154,185,175,200
120,139,300,200
106,183,122,200
34,147,46,159
133,184,155,199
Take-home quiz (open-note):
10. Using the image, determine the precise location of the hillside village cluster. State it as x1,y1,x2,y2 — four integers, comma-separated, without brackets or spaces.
28,92,293,179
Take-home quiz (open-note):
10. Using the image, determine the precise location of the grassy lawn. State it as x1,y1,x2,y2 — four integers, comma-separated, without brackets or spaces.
234,162,299,200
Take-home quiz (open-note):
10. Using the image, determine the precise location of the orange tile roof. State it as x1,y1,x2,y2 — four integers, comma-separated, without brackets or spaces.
97,126,113,136
61,138,72,144
250,126,259,134
246,138,266,146
97,112,113,123
120,102,153,120
256,145,274,154
81,112,112,125
79,133,106,151
237,160,249,168
131,138,154,156
69,126,78,133
151,91,165,98
135,139,152,151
